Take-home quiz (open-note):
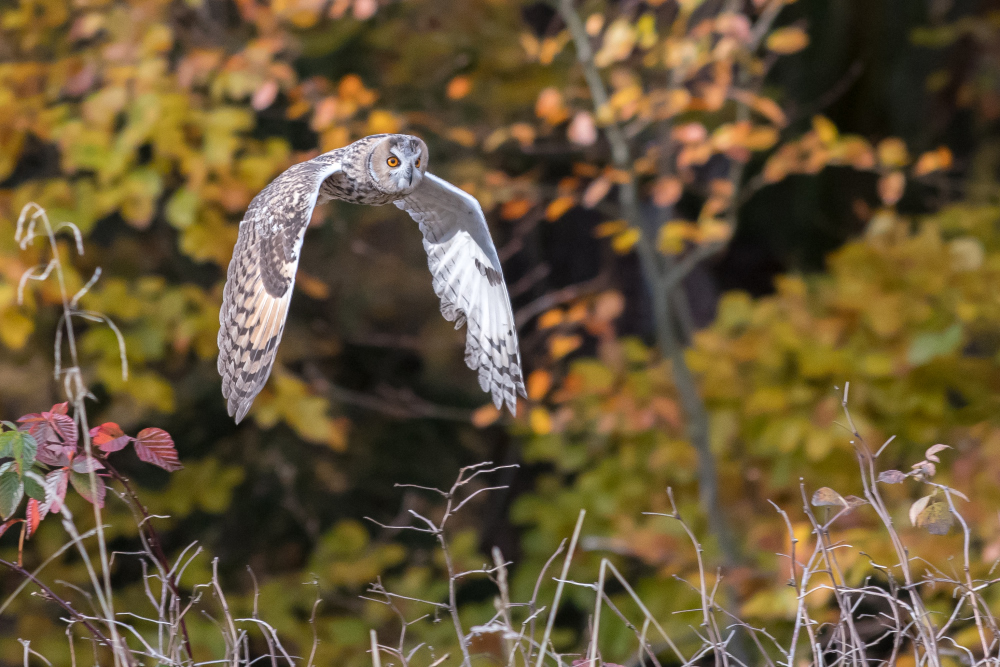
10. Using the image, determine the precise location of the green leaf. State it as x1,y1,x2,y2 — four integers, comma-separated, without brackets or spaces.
70,471,105,507
0,471,24,520
24,472,45,502
908,323,963,365
0,431,16,458
13,433,37,475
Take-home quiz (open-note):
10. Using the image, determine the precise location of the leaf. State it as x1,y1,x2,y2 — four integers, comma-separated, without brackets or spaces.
877,470,908,484
843,495,868,509
545,196,575,221
25,499,40,538
908,324,963,366
70,471,106,507
0,471,24,520
19,407,77,465
909,495,933,526
42,469,69,516
567,111,597,146
811,487,846,507
925,444,951,463
916,501,953,535
23,472,45,501
11,432,37,476
90,422,131,453
766,27,809,54
134,428,182,471
72,456,105,473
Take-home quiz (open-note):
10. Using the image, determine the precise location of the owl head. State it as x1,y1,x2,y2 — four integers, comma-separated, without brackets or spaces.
368,134,429,195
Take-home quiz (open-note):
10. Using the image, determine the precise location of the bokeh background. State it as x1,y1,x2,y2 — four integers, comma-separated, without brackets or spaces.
3,0,1000,663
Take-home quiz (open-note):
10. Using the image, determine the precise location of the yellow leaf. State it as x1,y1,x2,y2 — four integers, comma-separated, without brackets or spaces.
546,196,575,221
611,227,641,253
657,220,697,254
530,407,552,435
766,26,809,54
811,115,838,145
594,18,636,67
876,137,909,168
549,334,582,359
367,109,400,135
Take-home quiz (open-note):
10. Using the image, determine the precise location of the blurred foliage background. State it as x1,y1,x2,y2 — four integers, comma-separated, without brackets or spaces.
2,0,1000,663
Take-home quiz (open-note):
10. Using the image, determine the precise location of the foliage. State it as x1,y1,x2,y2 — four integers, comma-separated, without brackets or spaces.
2,0,1000,665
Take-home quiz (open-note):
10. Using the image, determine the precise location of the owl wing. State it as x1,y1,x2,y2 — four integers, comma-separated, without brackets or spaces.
395,173,526,414
218,157,343,423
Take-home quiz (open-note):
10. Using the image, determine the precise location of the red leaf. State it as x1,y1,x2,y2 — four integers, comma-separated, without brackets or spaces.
90,423,131,452
50,403,69,415
19,407,77,464
42,468,69,515
25,499,41,538
134,428,182,471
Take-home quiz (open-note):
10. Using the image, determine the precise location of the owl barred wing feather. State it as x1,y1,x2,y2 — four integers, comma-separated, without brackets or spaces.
218,157,343,423
395,174,526,414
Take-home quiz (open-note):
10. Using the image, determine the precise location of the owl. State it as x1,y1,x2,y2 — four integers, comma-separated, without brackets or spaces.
217,134,526,423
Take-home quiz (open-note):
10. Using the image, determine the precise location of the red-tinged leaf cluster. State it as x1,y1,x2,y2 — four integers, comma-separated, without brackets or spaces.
0,404,181,548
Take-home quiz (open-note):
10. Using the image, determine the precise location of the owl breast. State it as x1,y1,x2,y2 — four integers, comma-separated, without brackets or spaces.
319,170,400,206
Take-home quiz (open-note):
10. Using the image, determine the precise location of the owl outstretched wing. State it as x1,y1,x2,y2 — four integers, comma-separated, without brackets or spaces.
395,174,526,414
218,157,342,423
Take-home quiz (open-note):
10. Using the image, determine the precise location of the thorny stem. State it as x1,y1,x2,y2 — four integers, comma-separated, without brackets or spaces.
0,556,115,652
105,463,195,662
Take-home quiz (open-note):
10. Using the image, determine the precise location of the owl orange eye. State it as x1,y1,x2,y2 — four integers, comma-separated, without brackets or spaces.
415,158,421,168
387,156,400,168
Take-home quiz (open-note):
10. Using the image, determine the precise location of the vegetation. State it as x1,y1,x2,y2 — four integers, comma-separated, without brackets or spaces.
1,0,1000,665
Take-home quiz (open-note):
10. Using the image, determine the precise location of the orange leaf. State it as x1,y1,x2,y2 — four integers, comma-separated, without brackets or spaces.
549,334,583,359
546,196,576,221
538,309,564,329
766,27,809,54
296,271,329,300
446,76,472,100
471,404,501,428
527,370,553,400
501,198,533,220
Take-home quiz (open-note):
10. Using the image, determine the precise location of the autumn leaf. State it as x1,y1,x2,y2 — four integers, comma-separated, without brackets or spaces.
546,196,576,221
877,470,908,484
90,422,131,453
766,27,809,54
811,487,847,507
134,428,182,471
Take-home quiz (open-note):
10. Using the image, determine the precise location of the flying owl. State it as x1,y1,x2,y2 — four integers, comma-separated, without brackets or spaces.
217,134,526,423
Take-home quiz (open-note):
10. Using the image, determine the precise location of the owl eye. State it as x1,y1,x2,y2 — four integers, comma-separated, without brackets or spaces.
387,156,400,168
415,157,421,168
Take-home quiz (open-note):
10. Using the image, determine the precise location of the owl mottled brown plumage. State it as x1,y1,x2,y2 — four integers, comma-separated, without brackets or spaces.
218,134,526,423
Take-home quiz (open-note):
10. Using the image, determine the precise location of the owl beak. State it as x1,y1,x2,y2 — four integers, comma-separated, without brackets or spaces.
406,166,414,186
